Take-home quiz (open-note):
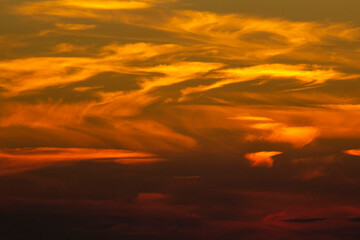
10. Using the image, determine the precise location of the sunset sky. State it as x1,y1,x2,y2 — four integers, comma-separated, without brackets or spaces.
1,0,360,239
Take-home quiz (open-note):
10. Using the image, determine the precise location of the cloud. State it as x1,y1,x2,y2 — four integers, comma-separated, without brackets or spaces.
90,91,158,117
181,64,358,98
14,3,360,64
55,23,97,30
294,169,328,181
282,218,325,223
245,151,282,168
57,0,152,10
344,149,360,157
0,147,161,175
140,62,223,92
0,42,182,94
228,116,274,122
1,0,359,169
172,176,201,180
152,104,324,150
110,119,197,152
113,9,360,64
229,105,360,146
52,43,87,53
2,1,360,239
228,113,320,148
0,101,197,153
136,193,168,203
14,0,178,20
249,125,319,148
0,102,92,128
349,217,360,222
16,0,157,16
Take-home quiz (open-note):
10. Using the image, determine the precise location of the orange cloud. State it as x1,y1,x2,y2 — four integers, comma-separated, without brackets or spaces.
52,43,86,53
181,64,357,97
228,116,274,122
3,2,360,161
245,151,282,168
113,9,360,64
15,0,177,19
164,10,359,43
17,0,152,15
0,102,91,128
91,91,158,117
55,23,97,30
136,193,168,203
110,119,197,152
344,149,360,157
140,61,223,92
250,125,319,148
0,42,182,95
59,0,152,10
227,104,360,146
0,147,162,175
0,101,197,153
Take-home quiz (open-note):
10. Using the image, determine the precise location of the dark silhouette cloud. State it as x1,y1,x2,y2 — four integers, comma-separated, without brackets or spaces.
282,218,325,223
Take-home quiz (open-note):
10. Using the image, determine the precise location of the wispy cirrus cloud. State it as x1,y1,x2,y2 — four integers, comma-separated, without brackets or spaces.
1,1,360,239
114,9,360,64
0,42,183,94
55,23,97,31
180,64,357,99
1,0,359,172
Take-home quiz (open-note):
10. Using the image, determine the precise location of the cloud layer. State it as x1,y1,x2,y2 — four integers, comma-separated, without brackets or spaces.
1,0,360,239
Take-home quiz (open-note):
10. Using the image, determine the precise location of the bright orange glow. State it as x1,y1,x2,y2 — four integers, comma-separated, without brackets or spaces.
61,0,152,10
245,151,282,168
344,149,360,156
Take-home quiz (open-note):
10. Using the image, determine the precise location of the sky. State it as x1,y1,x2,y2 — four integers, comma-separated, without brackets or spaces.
0,0,360,239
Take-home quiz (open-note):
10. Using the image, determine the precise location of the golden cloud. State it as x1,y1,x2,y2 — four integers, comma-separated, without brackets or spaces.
3,2,360,160
181,64,357,98
52,43,87,53
17,0,154,16
113,9,360,63
0,43,183,95
15,0,177,20
55,23,97,30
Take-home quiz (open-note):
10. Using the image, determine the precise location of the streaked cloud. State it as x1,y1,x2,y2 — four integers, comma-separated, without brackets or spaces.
181,64,357,98
140,61,223,92
0,147,161,175
16,0,167,17
55,23,97,30
58,0,152,10
115,9,360,65
228,116,274,122
0,42,183,94
52,43,87,53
